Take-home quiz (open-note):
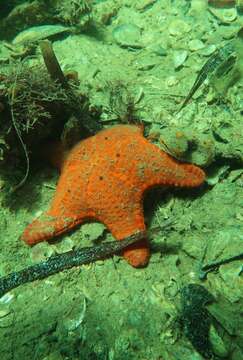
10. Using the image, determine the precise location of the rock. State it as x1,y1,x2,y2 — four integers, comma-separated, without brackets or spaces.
173,50,188,69
62,298,86,331
0,292,14,304
190,0,208,14
135,0,157,11
30,242,55,263
81,222,105,242
136,55,159,71
219,264,243,303
159,130,189,159
12,24,70,45
166,75,179,87
209,325,230,358
209,7,238,24
168,19,191,37
54,237,74,254
220,26,239,40
200,44,217,56
188,39,205,51
189,135,215,167
112,24,143,49
149,43,167,56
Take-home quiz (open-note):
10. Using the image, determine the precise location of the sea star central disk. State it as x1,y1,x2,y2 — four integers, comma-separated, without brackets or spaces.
22,125,205,267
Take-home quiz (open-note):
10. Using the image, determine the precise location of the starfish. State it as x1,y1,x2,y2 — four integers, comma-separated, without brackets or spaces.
21,125,205,267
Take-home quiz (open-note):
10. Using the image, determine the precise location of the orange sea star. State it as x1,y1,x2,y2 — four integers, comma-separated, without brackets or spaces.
21,125,205,267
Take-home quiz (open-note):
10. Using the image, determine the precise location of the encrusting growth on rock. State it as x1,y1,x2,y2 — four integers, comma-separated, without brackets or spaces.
21,125,205,267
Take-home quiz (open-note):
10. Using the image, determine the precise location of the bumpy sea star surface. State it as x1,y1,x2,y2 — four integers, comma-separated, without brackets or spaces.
22,125,205,267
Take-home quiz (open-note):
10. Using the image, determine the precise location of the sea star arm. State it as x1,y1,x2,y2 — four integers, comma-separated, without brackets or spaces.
21,159,95,245
136,140,205,189
99,203,148,268
21,211,89,245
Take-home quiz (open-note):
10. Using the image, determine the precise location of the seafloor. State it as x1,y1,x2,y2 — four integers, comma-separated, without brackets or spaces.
0,1,243,359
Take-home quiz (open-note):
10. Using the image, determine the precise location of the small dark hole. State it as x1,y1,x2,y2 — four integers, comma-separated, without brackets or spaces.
116,153,120,157
99,176,103,180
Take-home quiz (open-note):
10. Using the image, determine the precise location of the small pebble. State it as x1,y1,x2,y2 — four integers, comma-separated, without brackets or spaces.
136,56,159,71
81,222,105,242
0,309,11,318
169,20,191,37
160,131,189,158
188,39,205,51
209,7,238,23
220,26,239,40
200,44,217,56
113,24,143,49
31,242,55,263
173,50,188,69
55,237,74,253
149,43,167,56
136,0,157,11
166,76,179,87
190,0,208,13
190,137,215,167
0,293,14,304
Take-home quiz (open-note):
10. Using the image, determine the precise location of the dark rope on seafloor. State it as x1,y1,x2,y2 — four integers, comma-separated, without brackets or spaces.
0,231,146,298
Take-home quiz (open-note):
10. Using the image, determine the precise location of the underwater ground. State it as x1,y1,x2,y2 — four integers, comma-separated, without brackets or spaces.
0,1,243,359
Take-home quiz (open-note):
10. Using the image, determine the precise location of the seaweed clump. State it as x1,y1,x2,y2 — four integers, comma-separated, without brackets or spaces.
55,0,92,29
0,60,81,191
0,0,93,42
180,284,215,359
0,39,102,192
2,62,68,132
102,80,139,124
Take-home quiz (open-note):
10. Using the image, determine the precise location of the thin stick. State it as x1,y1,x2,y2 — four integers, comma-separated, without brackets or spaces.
199,252,243,279
40,40,101,134
202,252,243,272
40,40,68,89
